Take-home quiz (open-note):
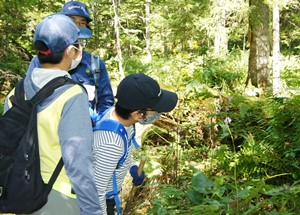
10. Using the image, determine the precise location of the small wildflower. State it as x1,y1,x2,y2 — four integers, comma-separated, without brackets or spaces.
224,117,232,124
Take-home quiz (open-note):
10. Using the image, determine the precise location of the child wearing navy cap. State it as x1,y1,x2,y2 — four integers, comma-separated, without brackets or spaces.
92,74,178,215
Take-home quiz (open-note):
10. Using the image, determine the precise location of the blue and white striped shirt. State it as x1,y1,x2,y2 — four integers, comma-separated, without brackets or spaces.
92,107,136,214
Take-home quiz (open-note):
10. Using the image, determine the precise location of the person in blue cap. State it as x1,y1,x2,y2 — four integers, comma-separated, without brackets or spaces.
4,14,102,214
27,1,114,115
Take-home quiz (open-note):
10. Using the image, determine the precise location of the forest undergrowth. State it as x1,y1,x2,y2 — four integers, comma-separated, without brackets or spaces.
1,50,300,215
123,52,300,215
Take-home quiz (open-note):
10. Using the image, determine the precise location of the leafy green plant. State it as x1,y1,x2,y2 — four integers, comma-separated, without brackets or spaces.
148,184,187,215
0,100,3,115
0,49,28,76
210,95,300,183
187,172,227,214
194,52,247,94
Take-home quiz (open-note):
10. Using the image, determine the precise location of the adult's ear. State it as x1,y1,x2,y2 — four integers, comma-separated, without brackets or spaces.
65,45,76,59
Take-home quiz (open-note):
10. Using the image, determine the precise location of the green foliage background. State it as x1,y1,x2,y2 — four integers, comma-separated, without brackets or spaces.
1,0,300,214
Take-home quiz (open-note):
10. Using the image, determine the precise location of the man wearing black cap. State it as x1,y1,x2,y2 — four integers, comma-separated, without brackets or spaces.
92,73,178,215
27,1,114,115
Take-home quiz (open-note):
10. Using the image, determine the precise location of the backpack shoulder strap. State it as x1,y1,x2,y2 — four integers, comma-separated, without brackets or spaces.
131,124,140,149
97,119,129,215
8,78,25,104
44,158,63,196
91,54,101,107
94,119,128,168
8,76,80,114
30,76,79,105
91,54,101,85
35,77,80,196
96,118,140,215
90,106,112,125
91,54,97,69
8,79,31,114
25,76,78,194
15,79,25,100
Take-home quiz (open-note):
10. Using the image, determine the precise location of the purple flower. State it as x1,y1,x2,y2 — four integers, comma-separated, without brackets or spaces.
224,117,232,124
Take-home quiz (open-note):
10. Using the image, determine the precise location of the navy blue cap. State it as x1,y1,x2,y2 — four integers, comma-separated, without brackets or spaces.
61,1,92,23
116,74,178,112
79,27,92,39
34,14,85,54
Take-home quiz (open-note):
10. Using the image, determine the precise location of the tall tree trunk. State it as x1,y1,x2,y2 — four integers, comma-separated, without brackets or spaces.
145,0,151,62
91,2,100,49
247,0,270,89
5,19,9,49
272,3,281,96
112,0,125,79
214,5,228,57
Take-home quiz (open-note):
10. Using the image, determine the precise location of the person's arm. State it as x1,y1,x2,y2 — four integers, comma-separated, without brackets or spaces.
59,90,102,215
93,131,124,215
96,59,114,114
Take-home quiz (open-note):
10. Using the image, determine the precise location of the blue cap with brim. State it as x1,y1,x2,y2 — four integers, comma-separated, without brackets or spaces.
61,1,92,23
34,14,85,54
79,27,92,39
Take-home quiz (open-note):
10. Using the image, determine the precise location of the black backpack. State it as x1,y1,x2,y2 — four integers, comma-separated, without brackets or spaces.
0,76,79,213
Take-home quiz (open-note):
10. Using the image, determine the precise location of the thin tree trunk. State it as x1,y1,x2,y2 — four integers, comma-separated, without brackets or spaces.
273,3,281,96
243,33,246,51
112,0,125,79
214,21,228,56
5,19,9,49
91,2,100,49
145,0,151,62
213,2,228,57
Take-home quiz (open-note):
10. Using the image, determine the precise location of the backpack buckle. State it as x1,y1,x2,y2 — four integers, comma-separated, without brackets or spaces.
25,170,30,180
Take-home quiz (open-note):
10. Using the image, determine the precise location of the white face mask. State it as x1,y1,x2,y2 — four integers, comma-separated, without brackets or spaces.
69,45,82,71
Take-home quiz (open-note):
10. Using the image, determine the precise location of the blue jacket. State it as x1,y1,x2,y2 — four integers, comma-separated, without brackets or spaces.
27,51,114,114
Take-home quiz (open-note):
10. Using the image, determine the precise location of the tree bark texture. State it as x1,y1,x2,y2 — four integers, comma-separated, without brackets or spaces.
112,0,125,79
272,3,281,95
247,0,270,89
214,1,228,57
91,2,100,49
145,0,152,62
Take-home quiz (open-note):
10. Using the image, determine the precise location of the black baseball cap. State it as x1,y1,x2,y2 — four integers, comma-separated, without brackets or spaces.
116,74,178,112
